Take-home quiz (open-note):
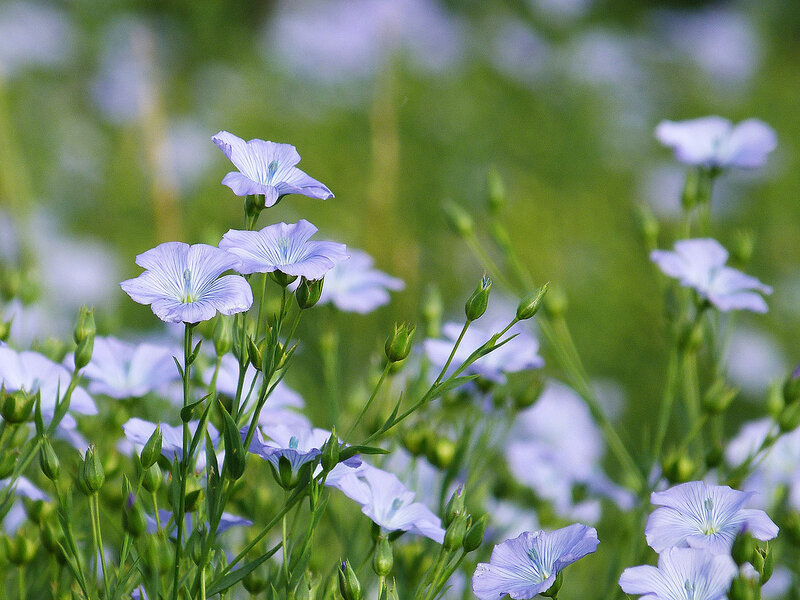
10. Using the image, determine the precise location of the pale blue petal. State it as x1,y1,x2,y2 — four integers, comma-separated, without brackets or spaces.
722,119,777,169
655,117,731,166
739,508,779,540
221,171,270,196
619,565,667,596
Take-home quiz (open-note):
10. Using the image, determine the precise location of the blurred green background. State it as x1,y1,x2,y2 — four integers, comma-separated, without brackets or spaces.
1,0,799,472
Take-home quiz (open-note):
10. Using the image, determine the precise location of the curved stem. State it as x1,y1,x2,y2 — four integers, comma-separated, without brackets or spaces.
346,362,392,441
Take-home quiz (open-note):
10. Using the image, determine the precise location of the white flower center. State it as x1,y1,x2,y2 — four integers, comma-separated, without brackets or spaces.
701,497,717,535
526,547,551,583
182,268,196,303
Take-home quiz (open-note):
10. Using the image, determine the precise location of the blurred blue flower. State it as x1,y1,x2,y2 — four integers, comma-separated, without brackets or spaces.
219,220,348,279
0,476,49,502
645,481,778,554
315,248,404,313
655,116,776,170
122,418,219,466
326,462,445,543
120,242,253,324
0,1,73,78
651,238,771,313
75,336,179,399
212,131,333,206
424,320,543,385
0,346,96,428
472,524,599,600
144,509,252,535
619,547,736,600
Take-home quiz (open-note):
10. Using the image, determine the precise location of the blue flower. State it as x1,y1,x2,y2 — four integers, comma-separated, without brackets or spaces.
120,242,253,324
314,248,404,313
144,509,252,535
619,547,737,600
424,320,543,385
472,524,599,600
645,481,778,554
655,116,776,170
212,131,333,206
77,336,179,399
326,462,445,543
219,220,348,279
122,418,219,468
0,346,96,428
651,238,771,313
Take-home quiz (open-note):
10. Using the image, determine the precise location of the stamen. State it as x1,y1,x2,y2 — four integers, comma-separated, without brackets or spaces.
289,436,299,450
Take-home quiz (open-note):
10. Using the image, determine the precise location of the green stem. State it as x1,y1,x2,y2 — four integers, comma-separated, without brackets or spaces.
346,362,392,441
92,494,110,595
256,273,268,340
652,346,680,467
153,491,162,534
434,321,470,386
282,499,290,586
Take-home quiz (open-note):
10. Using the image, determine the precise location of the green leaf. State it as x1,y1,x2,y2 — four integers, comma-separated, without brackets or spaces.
181,393,211,423
189,339,203,365
339,445,390,461
206,544,281,597
34,393,44,436
173,356,185,379
430,375,480,400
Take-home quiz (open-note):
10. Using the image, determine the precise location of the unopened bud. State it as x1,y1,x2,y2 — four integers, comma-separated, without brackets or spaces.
0,319,10,343
422,285,443,339
39,436,60,481
123,493,147,538
73,306,96,345
244,194,266,220
213,317,233,356
269,270,297,287
1,387,34,423
779,400,800,433
516,283,549,321
248,337,264,372
464,513,488,552
73,336,94,370
5,532,37,565
543,285,567,318
731,230,755,266
338,560,362,600
426,437,456,470
140,425,162,469
443,201,474,237
385,323,415,363
78,445,105,494
184,487,204,513
321,429,340,473
0,451,16,479
444,486,465,528
444,514,468,551
731,532,755,566
465,276,492,322
296,277,324,310
243,566,268,594
40,518,64,557
702,380,737,415
634,204,660,251
373,536,393,577
661,450,694,484
729,574,756,600
487,169,506,215
23,499,54,524
141,463,162,493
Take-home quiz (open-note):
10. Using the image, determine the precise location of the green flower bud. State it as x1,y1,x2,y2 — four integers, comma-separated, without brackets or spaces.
426,437,456,470
0,451,16,479
704,443,724,470
422,285,443,339
40,518,65,557
0,319,10,343
731,229,755,266
73,306,96,345
443,201,474,237
270,270,298,287
36,337,68,363
465,276,492,322
385,322,415,363
661,450,694,484
444,486,465,528
221,402,246,481
73,336,94,370
243,566,269,594
6,532,38,565
487,169,506,215
185,487,204,513
444,514,468,551
728,574,756,600
321,428,340,473
759,544,773,584
213,317,233,357
678,320,704,354
373,536,393,577
779,400,800,433
296,277,324,310
463,513,488,552
702,379,737,415
766,381,784,419
731,532,755,566
123,493,147,538
401,428,429,457
634,204,660,251
783,368,800,405
543,285,567,318
245,194,266,220
516,283,549,321
338,559,362,600
541,571,563,598
188,526,206,565
273,455,306,490
140,425,162,469
141,463,162,493
23,499,54,524
1,387,34,423
248,336,265,372
78,445,105,494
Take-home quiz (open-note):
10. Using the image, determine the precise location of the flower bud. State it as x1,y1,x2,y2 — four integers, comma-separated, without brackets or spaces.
729,574,756,600
141,463,162,493
426,437,456,470
678,320,704,354
5,532,38,565
443,201,474,237
385,323,415,363
487,169,506,215
444,514,468,551
661,450,694,484
1,387,34,423
516,283,549,321
140,425,163,469
269,270,298,287
444,486,465,528
401,428,429,457
766,381,784,419
185,487,204,513
338,560,362,600
541,571,563,598
73,306,96,345
23,499,54,524
123,493,147,538
702,379,737,415
0,319,10,343
543,285,567,318
731,229,755,266
245,194,266,220
78,445,105,494
73,336,94,370
40,518,64,557
0,451,16,479
188,525,206,565
465,276,492,322
321,429,340,473
296,277,324,310
463,513,488,552
731,532,755,566
783,366,800,405
248,336,264,372
752,543,772,583
422,285,443,339
779,400,800,433
634,204,660,251
213,317,233,357
373,536,393,577
39,436,60,481
243,565,269,594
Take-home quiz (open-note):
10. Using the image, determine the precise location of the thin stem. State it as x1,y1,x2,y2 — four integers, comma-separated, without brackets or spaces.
434,321,470,386
92,494,110,595
282,496,290,586
256,274,268,340
153,492,162,534
346,362,392,441
17,567,24,600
